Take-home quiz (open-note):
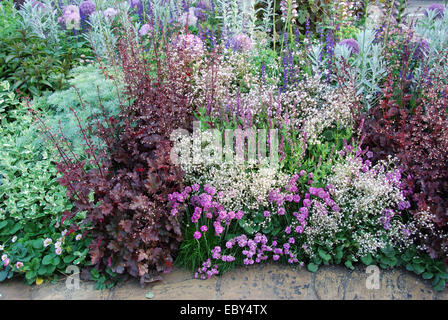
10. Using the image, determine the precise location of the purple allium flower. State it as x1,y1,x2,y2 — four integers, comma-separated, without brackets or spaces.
200,225,208,232
285,226,291,234
425,3,446,19
230,33,253,52
299,170,306,176
104,7,119,19
139,23,153,36
272,255,280,261
366,151,373,159
264,210,271,218
193,231,201,239
192,183,200,192
79,1,95,17
295,226,304,234
179,7,198,26
338,38,360,55
63,5,81,30
293,194,301,203
332,205,341,212
278,207,286,216
288,237,295,244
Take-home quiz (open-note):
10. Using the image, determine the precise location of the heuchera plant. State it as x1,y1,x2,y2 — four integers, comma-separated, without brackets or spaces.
40,29,196,285
360,69,448,260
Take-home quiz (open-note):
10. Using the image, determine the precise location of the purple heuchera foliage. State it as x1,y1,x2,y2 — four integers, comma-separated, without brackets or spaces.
79,0,96,17
338,38,360,55
425,3,446,19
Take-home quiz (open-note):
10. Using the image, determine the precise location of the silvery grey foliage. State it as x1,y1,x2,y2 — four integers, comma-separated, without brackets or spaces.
84,2,130,63
414,10,448,81
216,0,257,38
150,0,181,33
18,0,61,43
334,29,386,110
255,0,274,35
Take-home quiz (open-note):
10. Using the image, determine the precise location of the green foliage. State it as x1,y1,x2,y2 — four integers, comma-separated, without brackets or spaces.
33,64,123,154
0,81,20,121
0,26,90,97
0,103,91,285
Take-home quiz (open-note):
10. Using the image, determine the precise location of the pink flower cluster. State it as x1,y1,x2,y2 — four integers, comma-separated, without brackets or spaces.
171,34,205,63
194,258,219,280
169,184,245,239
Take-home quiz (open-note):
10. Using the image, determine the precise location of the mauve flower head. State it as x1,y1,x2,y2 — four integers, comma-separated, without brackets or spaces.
138,23,153,37
193,231,201,239
64,5,81,29
79,0,96,17
299,207,308,216
278,207,286,216
172,33,205,62
200,225,208,232
285,226,291,234
303,199,311,207
332,205,341,212
338,38,360,55
425,3,445,19
104,7,119,19
179,7,198,26
230,33,253,52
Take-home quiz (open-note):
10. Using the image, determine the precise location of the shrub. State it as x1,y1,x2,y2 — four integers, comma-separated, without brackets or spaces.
32,64,122,154
0,102,90,285
359,69,448,260
45,30,196,285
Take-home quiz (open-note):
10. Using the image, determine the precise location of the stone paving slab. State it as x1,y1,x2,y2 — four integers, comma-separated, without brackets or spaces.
0,264,447,300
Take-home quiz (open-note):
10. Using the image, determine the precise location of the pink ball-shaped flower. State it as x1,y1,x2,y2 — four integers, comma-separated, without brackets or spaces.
193,231,202,240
